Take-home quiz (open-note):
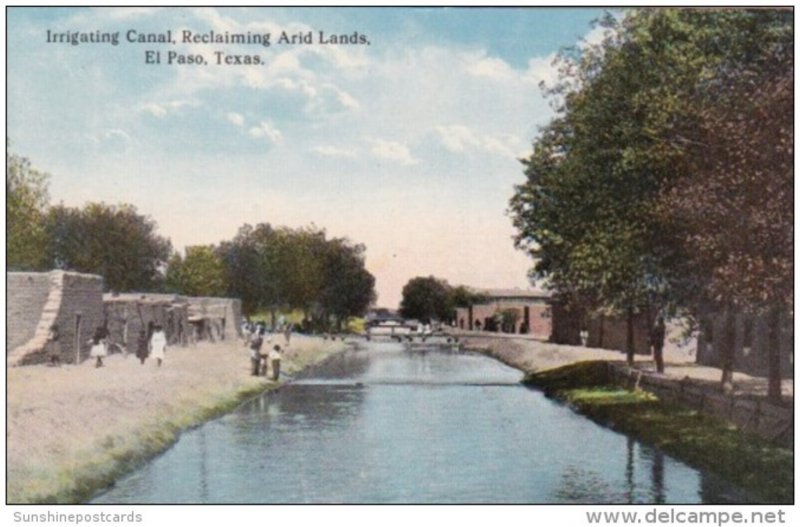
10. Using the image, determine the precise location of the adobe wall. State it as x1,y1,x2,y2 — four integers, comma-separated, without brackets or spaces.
184,296,242,340
696,312,793,378
103,294,190,351
586,313,651,355
8,271,105,366
6,273,51,351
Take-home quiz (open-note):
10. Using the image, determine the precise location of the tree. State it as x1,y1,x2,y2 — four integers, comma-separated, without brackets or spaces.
319,239,376,329
45,202,172,291
166,245,227,297
217,223,377,325
7,149,50,270
399,276,452,322
510,9,792,375
217,223,282,316
659,37,792,397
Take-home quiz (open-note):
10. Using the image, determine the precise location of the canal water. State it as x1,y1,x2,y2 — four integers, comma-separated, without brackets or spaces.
93,342,751,504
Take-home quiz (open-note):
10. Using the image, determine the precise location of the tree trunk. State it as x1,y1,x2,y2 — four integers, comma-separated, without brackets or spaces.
767,307,782,404
626,307,635,366
720,308,736,388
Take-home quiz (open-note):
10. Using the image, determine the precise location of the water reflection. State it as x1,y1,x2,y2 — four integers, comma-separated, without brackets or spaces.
93,344,754,504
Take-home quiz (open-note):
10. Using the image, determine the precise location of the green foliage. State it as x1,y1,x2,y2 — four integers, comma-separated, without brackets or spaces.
217,223,376,325
6,149,50,270
166,245,227,297
526,361,792,503
510,8,792,322
45,202,172,292
399,276,452,322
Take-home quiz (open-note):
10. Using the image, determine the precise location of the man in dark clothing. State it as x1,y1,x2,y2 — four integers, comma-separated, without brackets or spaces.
651,315,666,374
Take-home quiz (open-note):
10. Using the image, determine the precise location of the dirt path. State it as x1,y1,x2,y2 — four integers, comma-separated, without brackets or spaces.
7,334,347,503
456,333,793,400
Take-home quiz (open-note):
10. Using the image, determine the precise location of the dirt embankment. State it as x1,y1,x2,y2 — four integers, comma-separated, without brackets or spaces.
457,334,630,374
7,334,347,504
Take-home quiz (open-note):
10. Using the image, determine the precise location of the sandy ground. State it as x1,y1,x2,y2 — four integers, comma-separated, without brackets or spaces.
6,334,346,503
456,332,793,401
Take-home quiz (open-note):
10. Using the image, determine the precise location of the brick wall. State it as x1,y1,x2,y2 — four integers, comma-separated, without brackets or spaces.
6,273,51,351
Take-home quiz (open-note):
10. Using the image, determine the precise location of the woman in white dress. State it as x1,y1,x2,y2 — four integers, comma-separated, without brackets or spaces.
149,325,167,367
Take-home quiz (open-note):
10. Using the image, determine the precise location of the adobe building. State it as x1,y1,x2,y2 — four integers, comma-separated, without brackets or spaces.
7,271,105,366
104,293,242,347
454,288,552,339
585,312,652,355
696,311,793,378
103,293,191,351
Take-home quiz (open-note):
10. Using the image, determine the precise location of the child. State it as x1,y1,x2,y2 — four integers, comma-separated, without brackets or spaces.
270,344,283,381
149,325,167,367
136,330,149,365
89,331,107,368
47,324,61,366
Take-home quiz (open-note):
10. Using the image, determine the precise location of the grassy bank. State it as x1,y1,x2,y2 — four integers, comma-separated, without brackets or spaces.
7,336,347,504
524,361,793,504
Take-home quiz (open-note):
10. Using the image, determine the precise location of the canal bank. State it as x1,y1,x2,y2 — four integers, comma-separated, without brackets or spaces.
455,334,792,503
7,335,348,504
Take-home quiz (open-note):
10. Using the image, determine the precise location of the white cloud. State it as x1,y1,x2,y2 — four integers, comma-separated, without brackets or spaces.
523,53,560,88
312,145,358,159
248,121,283,144
226,112,245,127
93,129,132,153
141,103,167,118
139,100,198,118
467,56,515,81
369,139,419,166
435,125,521,159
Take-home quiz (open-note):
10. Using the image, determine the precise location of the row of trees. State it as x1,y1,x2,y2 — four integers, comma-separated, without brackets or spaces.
171,224,376,328
399,276,486,323
8,151,172,291
508,9,792,400
7,149,376,329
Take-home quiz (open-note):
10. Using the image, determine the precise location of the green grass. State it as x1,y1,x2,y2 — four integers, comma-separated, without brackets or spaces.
524,361,793,504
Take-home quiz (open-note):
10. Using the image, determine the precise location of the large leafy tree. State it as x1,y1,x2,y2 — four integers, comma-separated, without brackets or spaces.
510,9,792,380
660,39,792,397
166,245,227,297
319,239,376,329
399,276,452,323
45,202,172,291
7,149,50,270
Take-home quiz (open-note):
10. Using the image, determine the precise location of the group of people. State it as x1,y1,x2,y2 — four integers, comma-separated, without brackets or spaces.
242,321,284,380
90,324,168,368
44,322,168,369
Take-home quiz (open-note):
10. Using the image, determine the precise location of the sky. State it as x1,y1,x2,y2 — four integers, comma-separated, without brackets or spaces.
7,6,609,308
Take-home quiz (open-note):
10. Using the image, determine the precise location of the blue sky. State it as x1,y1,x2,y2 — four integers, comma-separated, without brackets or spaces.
8,7,608,307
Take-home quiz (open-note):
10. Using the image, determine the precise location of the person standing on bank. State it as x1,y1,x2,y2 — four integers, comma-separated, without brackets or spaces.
651,314,667,374
149,325,167,367
46,323,61,366
135,330,149,365
270,344,283,381
249,328,264,376
283,323,292,347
